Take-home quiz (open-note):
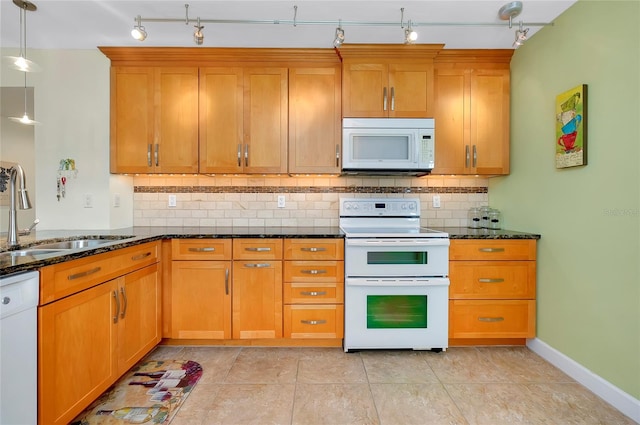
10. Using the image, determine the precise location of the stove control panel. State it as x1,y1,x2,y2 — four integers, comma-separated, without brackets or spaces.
340,198,420,217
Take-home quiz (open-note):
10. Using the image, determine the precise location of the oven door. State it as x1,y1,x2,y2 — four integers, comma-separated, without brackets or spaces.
345,238,449,277
344,278,449,352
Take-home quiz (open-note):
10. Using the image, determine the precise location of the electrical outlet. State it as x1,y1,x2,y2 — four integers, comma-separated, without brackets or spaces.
113,193,120,208
83,193,93,208
277,195,286,208
168,195,177,208
432,195,441,208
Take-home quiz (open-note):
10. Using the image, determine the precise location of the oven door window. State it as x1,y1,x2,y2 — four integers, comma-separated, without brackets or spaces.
367,251,427,265
367,295,427,329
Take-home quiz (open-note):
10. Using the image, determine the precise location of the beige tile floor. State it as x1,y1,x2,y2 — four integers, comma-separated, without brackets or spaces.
144,345,636,425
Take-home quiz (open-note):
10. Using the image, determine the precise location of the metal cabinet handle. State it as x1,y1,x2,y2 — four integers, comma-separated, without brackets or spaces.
244,144,249,167
478,278,505,283
237,144,242,167
478,247,505,253
478,317,505,322
301,269,327,275
120,287,128,318
67,266,101,280
147,144,152,167
465,145,470,168
301,319,327,325
188,247,216,252
335,145,340,167
245,247,271,252
472,144,477,168
155,143,159,166
301,247,327,252
113,290,120,324
244,263,270,268
225,268,229,295
131,252,152,261
383,87,387,111
300,291,327,296
390,86,395,111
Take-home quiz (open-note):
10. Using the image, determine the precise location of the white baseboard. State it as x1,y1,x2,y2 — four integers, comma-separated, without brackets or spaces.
527,338,640,423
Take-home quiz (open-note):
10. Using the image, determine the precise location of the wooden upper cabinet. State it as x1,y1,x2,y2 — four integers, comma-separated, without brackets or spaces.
339,44,443,118
110,66,199,173
432,50,512,175
288,66,342,173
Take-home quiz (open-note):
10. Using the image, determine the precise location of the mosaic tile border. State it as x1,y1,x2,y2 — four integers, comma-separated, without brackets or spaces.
134,186,488,194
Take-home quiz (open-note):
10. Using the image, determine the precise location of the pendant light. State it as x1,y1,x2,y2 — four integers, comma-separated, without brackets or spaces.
3,0,41,73
9,72,39,125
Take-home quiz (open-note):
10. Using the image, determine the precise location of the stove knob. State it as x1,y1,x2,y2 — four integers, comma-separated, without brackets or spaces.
409,203,416,210
401,204,407,210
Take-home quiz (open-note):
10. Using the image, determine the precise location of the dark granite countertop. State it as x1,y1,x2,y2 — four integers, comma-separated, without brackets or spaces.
436,227,541,240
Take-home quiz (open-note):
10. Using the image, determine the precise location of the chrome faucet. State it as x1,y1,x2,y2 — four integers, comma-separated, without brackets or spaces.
7,164,32,247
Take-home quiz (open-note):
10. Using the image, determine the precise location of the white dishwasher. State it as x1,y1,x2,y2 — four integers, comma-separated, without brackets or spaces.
1,270,39,425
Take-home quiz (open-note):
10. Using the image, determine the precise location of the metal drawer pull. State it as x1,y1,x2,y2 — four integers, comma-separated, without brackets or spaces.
113,290,120,324
478,317,505,322
245,247,271,252
155,143,159,166
390,86,395,111
131,252,152,260
472,144,477,168
244,144,249,167
188,247,216,252
147,144,152,167
335,145,340,167
300,291,327,296
237,144,242,167
383,87,388,111
301,319,327,325
301,269,327,275
120,287,128,318
478,278,505,283
301,247,327,252
465,145,470,168
225,268,229,295
478,247,505,253
67,266,101,280
244,263,270,268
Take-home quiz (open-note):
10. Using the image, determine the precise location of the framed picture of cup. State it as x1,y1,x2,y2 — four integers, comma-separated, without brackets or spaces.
555,84,587,168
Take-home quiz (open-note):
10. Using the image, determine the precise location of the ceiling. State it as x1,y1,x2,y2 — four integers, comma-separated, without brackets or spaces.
0,0,576,50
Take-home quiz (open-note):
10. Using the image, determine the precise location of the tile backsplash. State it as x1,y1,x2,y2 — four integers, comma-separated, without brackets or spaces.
133,175,488,228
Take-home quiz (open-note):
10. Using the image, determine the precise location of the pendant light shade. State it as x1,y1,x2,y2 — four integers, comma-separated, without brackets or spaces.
4,0,40,72
9,73,39,125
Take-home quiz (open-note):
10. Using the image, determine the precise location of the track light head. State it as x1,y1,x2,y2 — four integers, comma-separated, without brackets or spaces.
131,15,147,41
193,17,204,45
333,26,345,47
404,21,417,44
513,24,529,48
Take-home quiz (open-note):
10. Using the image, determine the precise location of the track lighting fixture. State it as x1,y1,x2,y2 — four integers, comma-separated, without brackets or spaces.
194,18,204,45
513,21,529,48
499,1,529,48
4,0,40,72
333,23,345,48
131,15,147,41
404,20,418,44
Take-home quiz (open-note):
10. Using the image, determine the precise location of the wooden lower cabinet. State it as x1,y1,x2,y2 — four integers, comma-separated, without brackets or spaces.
448,239,537,345
39,263,160,425
284,304,344,338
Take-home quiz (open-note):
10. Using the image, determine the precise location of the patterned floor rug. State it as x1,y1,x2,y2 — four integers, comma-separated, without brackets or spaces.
70,359,203,424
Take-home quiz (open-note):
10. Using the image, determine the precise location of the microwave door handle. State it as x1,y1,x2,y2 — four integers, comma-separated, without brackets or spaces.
383,87,388,111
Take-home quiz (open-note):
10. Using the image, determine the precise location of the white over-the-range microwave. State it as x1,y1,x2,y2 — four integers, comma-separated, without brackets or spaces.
341,118,435,176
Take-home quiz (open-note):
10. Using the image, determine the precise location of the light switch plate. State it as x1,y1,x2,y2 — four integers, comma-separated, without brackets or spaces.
168,195,177,207
432,195,441,208
277,195,286,208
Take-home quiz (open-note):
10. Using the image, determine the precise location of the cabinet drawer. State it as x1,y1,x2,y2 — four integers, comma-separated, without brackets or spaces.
284,239,344,260
284,304,344,339
284,282,344,304
450,240,536,261
449,300,535,338
284,261,344,282
172,239,232,260
233,239,283,260
40,242,159,305
450,261,536,299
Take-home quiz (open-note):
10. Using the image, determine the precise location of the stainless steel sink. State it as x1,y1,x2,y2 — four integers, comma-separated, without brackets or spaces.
30,236,136,250
0,249,68,260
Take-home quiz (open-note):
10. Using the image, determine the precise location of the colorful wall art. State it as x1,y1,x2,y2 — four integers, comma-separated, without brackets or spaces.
555,84,588,168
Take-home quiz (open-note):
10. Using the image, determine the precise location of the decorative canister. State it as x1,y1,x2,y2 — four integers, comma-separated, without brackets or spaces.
467,207,482,229
489,209,502,230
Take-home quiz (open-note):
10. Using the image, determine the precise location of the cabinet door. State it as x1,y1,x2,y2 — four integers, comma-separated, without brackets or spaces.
199,67,244,173
118,264,161,372
171,261,232,339
243,68,288,173
155,67,200,173
39,281,118,425
432,68,469,174
471,69,510,175
110,67,154,173
388,63,434,118
232,260,283,339
288,66,342,173
342,62,388,117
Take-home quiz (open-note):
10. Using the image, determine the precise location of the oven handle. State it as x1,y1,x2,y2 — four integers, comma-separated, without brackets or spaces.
346,277,450,287
346,239,450,247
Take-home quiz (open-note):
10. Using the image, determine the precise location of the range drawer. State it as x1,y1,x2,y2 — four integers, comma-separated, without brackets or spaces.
284,282,344,304
449,300,536,338
40,241,159,305
284,304,344,339
284,239,344,260
233,239,283,260
284,261,344,283
450,240,536,261
172,239,231,260
449,261,536,299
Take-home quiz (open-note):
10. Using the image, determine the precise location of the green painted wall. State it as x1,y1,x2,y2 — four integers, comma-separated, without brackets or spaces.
489,1,640,398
